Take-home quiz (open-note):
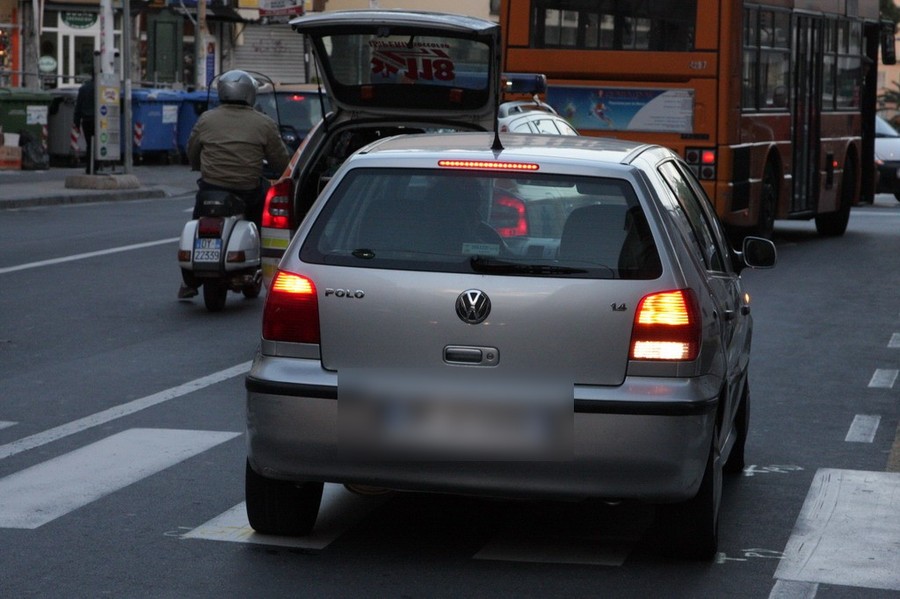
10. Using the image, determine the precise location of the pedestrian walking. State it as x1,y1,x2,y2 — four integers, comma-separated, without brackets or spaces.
73,73,95,174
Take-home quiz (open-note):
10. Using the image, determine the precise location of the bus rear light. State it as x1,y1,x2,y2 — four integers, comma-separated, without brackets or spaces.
629,289,700,361
686,147,717,181
263,270,320,344
262,180,293,230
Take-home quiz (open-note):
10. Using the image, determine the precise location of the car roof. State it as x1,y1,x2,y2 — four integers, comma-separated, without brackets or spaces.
355,131,654,167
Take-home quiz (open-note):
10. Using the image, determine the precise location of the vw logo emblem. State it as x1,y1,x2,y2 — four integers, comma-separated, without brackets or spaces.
456,289,491,325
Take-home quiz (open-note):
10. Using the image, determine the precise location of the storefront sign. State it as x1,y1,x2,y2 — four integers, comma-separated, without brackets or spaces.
62,12,98,29
260,0,304,20
38,56,58,73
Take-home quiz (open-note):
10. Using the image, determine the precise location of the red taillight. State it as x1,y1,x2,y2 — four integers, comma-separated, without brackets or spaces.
630,290,700,361
262,180,292,229
491,195,528,237
262,270,320,344
198,216,223,237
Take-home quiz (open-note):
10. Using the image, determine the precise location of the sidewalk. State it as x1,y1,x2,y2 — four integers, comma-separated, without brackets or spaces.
0,164,199,210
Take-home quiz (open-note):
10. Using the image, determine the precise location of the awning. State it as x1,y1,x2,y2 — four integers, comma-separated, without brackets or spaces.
171,6,254,24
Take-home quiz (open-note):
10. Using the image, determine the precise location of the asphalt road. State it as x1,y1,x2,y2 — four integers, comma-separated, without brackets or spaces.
0,192,898,598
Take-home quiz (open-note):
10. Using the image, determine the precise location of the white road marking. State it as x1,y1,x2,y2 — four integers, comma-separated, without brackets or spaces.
0,238,178,275
0,421,16,431
0,428,240,529
0,361,250,461
888,333,900,348
768,580,818,599
774,469,900,592
845,415,881,443
183,483,389,549
867,369,898,388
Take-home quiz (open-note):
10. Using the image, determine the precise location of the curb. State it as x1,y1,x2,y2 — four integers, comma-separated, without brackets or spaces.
0,187,173,210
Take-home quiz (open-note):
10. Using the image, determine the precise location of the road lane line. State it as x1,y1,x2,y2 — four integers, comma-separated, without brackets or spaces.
0,421,16,431
889,333,900,348
0,428,240,529
845,415,880,443
774,469,900,592
0,238,179,275
867,369,898,388
183,483,390,549
0,361,250,461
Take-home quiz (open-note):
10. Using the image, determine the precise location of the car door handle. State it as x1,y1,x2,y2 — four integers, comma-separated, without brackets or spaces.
723,309,736,321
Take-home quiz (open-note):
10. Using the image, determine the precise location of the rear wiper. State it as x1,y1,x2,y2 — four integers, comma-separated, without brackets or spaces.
469,256,589,276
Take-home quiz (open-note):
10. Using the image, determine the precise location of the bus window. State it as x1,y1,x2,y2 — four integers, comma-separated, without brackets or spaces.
531,0,695,51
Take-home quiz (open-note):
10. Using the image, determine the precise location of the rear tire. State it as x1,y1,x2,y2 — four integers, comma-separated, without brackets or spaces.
245,460,323,536
754,161,778,239
724,380,749,475
656,435,721,560
203,281,228,312
815,156,855,236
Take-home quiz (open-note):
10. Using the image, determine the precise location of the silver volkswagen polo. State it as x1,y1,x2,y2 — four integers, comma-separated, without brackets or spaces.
245,132,776,559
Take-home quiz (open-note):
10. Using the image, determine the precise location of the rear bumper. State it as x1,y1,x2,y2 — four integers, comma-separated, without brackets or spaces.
246,355,718,502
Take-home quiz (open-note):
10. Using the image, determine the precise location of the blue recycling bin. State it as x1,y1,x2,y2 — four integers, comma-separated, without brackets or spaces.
176,89,218,160
125,89,183,159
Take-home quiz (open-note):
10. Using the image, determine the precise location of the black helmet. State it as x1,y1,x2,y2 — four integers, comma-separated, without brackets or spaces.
217,70,257,106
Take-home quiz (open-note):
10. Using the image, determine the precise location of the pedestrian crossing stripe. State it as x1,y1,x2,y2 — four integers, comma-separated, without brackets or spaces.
775,469,900,592
0,428,240,529
182,484,390,549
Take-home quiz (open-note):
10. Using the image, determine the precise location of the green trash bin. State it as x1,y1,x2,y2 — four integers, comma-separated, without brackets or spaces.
0,87,53,169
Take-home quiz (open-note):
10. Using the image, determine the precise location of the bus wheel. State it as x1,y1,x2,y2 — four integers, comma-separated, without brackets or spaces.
816,155,855,237
755,162,778,239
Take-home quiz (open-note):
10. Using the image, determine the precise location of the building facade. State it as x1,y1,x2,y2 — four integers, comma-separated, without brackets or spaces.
1,0,497,90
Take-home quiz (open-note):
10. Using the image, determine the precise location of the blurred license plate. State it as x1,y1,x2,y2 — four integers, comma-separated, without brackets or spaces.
338,369,573,460
193,238,221,262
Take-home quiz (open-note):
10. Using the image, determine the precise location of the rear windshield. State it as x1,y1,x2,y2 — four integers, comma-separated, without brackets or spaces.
300,168,661,279
318,34,491,111
255,91,330,133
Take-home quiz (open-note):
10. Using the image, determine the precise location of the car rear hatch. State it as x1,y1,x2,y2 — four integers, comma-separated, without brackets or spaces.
289,10,500,128
312,268,639,387
294,162,665,387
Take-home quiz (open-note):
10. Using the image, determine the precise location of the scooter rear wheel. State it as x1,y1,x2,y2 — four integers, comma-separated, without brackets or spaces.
243,270,263,299
203,282,228,312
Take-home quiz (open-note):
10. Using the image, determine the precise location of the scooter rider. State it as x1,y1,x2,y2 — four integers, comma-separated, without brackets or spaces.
179,69,291,299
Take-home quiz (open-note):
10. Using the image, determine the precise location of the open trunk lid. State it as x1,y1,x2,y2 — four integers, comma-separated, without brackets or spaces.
289,10,500,128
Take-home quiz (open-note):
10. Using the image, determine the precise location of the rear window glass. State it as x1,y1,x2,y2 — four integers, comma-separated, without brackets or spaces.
300,168,661,279
255,91,329,133
318,34,491,111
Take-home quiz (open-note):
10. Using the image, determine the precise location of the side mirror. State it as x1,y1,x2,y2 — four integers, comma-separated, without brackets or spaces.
738,236,777,271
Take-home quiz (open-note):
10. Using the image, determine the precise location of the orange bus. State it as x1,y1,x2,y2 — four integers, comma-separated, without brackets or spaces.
500,0,895,238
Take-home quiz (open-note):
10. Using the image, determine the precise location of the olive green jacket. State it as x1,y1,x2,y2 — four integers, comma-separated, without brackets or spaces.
187,103,291,191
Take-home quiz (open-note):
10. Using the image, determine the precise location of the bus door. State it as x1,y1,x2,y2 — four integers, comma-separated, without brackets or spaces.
791,15,824,214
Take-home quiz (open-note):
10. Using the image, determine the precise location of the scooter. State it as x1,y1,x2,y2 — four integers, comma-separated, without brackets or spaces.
177,190,262,312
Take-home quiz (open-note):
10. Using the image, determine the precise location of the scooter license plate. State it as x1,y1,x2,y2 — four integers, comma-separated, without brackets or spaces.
193,238,222,262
